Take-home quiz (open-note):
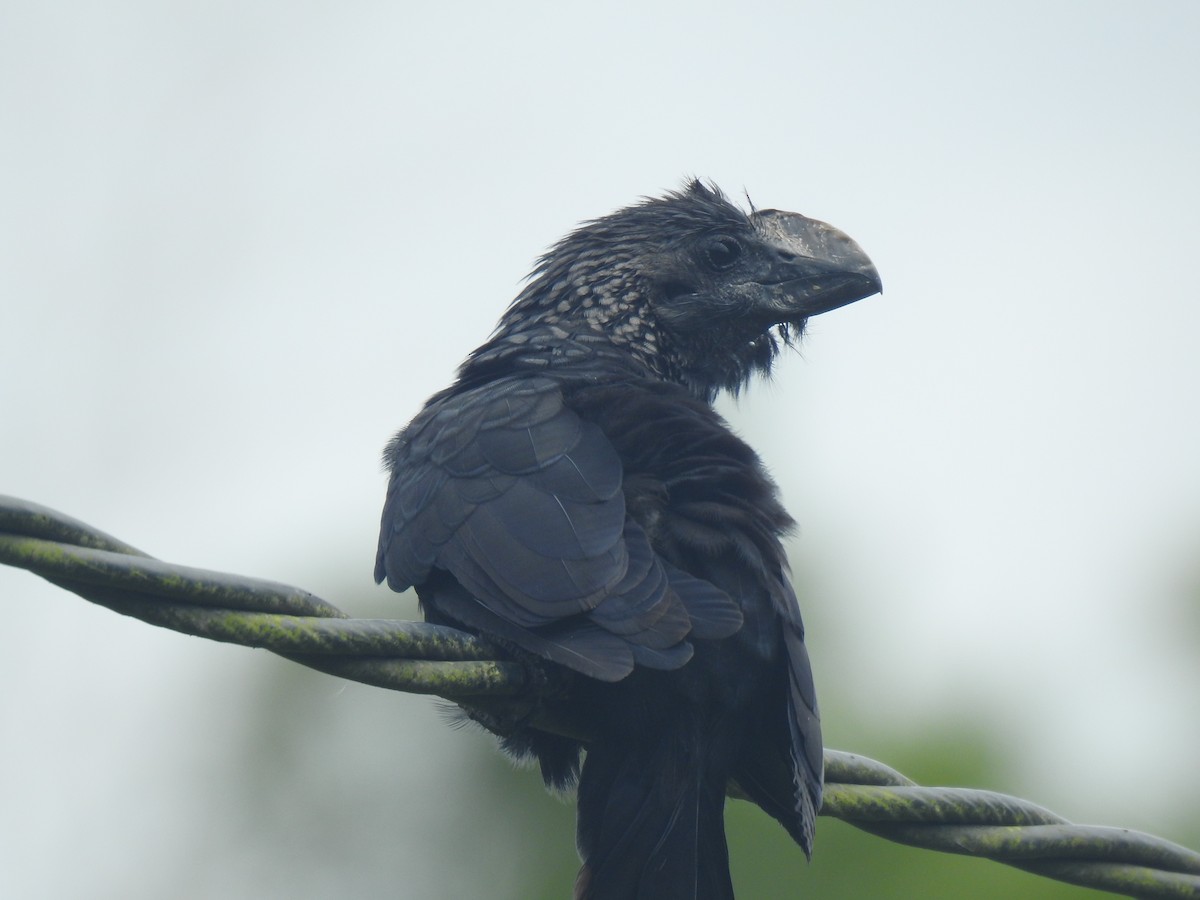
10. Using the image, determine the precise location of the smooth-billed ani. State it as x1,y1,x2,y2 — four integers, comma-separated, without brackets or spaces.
376,181,880,899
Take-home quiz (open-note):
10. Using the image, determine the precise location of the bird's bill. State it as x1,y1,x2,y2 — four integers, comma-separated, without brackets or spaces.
751,209,882,318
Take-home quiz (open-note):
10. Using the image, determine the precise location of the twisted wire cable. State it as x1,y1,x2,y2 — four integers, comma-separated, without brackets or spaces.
3,495,1198,899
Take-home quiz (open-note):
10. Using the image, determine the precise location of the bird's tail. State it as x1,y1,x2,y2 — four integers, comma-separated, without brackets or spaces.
574,734,734,900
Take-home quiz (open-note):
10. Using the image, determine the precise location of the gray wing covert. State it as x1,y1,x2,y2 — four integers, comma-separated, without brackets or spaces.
375,375,736,681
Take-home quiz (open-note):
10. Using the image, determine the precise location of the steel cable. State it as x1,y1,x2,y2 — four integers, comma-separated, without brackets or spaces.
3,495,1198,898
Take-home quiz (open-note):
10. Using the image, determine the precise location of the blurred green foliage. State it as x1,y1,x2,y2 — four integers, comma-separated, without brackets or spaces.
57,574,1194,899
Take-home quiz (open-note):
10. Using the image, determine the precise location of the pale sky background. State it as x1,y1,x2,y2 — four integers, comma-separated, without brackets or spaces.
2,2,1198,898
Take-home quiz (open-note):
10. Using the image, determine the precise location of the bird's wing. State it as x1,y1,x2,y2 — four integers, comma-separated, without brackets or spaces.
774,576,823,849
375,374,736,681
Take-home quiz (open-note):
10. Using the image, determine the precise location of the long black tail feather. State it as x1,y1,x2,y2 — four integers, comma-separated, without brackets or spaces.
574,735,735,900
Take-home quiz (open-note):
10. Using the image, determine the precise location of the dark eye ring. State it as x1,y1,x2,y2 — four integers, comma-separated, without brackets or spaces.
704,236,742,271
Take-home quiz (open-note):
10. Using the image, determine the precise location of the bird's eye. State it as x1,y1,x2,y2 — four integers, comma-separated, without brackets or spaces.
703,236,742,272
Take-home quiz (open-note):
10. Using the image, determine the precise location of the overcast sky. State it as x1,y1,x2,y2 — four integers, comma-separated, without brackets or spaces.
2,2,1198,897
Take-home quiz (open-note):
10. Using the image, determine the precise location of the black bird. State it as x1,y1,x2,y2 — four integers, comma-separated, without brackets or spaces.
375,181,880,899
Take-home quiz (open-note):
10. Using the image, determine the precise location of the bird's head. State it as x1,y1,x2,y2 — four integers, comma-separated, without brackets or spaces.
490,180,881,399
